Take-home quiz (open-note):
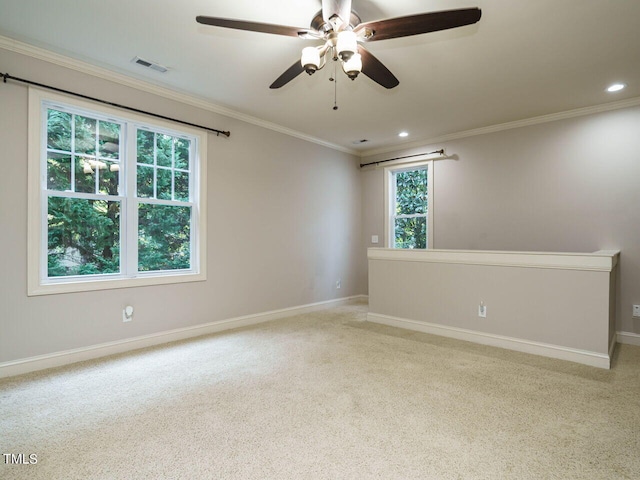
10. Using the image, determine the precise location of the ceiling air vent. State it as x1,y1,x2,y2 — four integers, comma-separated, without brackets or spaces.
132,56,169,73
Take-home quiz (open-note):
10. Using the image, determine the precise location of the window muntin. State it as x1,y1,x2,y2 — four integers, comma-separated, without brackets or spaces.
45,107,124,277
136,130,191,202
29,89,207,295
135,129,194,272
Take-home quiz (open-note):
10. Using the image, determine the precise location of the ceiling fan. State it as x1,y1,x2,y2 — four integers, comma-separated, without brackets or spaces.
197,1,481,89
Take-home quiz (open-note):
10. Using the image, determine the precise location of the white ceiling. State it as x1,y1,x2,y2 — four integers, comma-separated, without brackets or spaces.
1,0,638,155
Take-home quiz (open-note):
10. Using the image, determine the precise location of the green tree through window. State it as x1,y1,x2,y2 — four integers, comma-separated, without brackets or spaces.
393,168,428,249
135,128,193,272
46,108,123,277
43,105,197,279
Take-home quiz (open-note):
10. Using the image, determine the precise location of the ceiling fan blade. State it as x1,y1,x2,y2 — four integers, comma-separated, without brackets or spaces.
270,61,305,89
196,16,312,38
358,45,399,89
322,0,352,25
354,8,481,42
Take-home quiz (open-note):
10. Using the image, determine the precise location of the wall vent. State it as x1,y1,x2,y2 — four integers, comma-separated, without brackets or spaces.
132,56,169,73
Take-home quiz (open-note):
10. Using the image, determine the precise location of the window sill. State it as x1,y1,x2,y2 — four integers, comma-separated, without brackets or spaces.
28,271,206,296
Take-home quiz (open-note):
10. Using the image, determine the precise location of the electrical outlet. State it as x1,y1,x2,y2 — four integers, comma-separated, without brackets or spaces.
478,303,487,318
123,306,134,323
633,305,640,318
336,279,341,289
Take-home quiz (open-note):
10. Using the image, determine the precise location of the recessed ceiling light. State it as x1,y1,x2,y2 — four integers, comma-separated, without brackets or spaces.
606,83,626,93
398,131,409,137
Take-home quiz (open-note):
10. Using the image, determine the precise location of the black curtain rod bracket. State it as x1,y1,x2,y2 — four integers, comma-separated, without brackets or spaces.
0,71,230,138
359,150,445,168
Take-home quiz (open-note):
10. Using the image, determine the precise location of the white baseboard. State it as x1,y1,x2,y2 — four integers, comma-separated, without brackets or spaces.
617,331,640,346
0,295,367,379
367,312,611,369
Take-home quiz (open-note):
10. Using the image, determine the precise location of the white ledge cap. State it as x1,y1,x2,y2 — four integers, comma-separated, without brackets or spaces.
368,248,620,272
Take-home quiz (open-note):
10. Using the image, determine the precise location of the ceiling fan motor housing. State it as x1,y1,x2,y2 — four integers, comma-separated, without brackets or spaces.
310,10,362,33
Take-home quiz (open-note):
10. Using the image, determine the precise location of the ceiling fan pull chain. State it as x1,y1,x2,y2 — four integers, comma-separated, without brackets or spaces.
333,59,339,110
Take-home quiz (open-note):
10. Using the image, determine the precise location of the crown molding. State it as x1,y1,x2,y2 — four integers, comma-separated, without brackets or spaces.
0,35,357,156
4,34,638,160
360,96,640,158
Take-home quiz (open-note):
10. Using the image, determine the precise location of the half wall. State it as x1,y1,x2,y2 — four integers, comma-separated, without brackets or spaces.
368,248,619,368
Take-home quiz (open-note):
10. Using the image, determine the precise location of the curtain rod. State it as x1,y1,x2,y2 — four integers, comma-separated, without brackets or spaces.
1,71,231,138
359,150,445,168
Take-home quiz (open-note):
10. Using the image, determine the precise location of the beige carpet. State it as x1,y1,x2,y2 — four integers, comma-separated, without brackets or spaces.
1,300,639,479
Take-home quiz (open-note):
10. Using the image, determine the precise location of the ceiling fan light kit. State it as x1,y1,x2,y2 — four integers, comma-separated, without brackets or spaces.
336,30,358,61
196,1,481,90
301,46,322,74
342,53,362,80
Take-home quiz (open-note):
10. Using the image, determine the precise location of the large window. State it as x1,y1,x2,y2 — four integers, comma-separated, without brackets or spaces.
28,89,207,295
384,160,433,249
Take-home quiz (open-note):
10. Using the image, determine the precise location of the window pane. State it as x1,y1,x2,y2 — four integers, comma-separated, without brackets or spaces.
138,204,191,271
156,134,173,167
137,165,154,198
137,130,154,165
99,160,120,196
157,169,172,200
395,169,427,215
75,156,96,193
47,153,71,191
99,121,120,159
47,109,71,151
47,197,120,277
74,115,97,155
175,171,189,201
394,217,427,249
175,138,190,170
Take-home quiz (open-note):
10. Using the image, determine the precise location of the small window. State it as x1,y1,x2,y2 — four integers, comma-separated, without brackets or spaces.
28,88,207,295
384,160,433,249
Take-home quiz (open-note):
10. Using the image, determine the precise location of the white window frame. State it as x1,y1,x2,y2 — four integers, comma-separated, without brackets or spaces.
384,159,434,249
27,87,207,296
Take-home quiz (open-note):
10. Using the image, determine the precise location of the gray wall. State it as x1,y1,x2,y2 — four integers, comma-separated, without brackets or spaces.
0,49,365,363
3,44,639,366
361,105,640,334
